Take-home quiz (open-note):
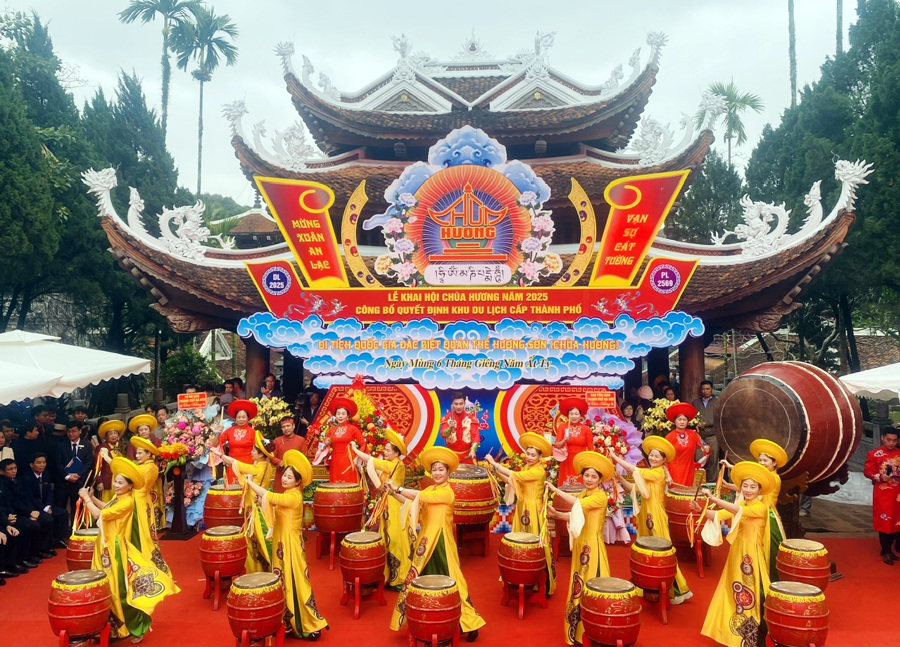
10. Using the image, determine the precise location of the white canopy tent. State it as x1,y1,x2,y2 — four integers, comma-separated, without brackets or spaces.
838,362,900,401
0,330,151,403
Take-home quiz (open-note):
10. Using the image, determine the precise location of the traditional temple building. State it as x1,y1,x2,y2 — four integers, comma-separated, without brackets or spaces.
87,33,871,401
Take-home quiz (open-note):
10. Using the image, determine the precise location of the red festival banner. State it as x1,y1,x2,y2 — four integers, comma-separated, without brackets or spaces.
245,260,306,318
255,177,348,288
591,170,689,287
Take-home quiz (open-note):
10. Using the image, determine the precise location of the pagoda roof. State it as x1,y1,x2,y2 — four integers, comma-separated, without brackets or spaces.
276,33,666,152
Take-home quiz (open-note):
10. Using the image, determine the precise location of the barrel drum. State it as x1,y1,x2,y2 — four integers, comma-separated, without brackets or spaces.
581,577,641,647
200,525,247,579
629,537,677,592
664,485,697,546
313,482,365,533
48,569,112,644
340,531,386,587
764,581,829,647
449,465,499,526
776,539,831,591
552,483,585,540
405,575,462,646
498,532,545,587
66,528,100,571
204,484,244,529
714,361,862,483
227,572,286,644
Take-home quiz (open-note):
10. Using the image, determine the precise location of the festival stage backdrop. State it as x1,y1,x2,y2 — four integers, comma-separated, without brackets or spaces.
239,126,705,402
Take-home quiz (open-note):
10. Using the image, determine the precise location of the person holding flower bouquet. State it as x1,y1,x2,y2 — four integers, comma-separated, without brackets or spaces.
547,451,614,645
612,436,692,604
485,432,556,596
324,397,366,483
127,415,165,525
95,420,127,503
128,437,176,578
213,432,275,573
664,403,709,487
217,400,259,485
553,398,594,486
350,428,411,588
246,450,328,639
79,457,179,643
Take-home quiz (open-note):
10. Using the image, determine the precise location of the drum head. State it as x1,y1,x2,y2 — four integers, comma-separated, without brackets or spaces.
73,528,100,537
635,536,673,552
205,525,242,537
318,481,359,490
451,464,487,479
411,575,456,590
210,484,241,492
586,576,634,594
769,581,822,597
560,483,585,494
781,538,825,552
667,485,696,497
344,531,381,544
56,569,106,585
233,572,280,589
504,532,540,544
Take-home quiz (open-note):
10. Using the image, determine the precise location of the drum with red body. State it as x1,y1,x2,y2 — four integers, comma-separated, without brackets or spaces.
665,485,698,546
66,528,100,571
552,483,585,541
449,465,499,526
313,482,365,533
227,572,286,642
203,484,244,529
340,531,386,587
629,537,677,592
48,569,112,642
405,575,462,644
498,532,545,587
776,539,831,591
581,577,641,647
200,525,247,579
764,581,829,647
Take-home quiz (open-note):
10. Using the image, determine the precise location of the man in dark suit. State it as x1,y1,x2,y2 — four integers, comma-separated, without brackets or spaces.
12,423,47,471
53,425,94,523
0,458,53,559
691,380,720,482
0,460,40,570
19,452,68,548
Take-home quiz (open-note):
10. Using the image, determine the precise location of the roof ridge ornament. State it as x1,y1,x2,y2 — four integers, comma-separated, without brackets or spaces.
697,91,727,131
222,99,248,137
453,30,492,61
647,32,668,66
274,42,296,76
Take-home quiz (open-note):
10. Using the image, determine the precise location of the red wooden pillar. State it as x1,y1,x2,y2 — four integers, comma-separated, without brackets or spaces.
678,334,706,404
244,335,270,399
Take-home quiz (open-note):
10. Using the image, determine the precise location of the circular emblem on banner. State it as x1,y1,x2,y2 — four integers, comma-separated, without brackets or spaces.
648,264,681,295
262,267,291,296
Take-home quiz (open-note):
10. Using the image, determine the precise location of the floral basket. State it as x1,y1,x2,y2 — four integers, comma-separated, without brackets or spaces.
249,396,294,439
640,398,702,437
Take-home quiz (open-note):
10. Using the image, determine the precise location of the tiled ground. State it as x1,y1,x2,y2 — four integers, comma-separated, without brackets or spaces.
803,498,874,538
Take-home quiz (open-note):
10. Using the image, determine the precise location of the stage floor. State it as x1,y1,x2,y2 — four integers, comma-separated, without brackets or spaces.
4,527,889,646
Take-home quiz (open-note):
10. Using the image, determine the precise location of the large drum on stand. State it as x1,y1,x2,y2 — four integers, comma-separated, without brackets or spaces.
498,532,545,587
764,581,829,647
339,531,387,619
405,575,462,647
66,528,100,571
227,572,286,646
581,577,641,647
313,482,365,533
776,539,831,591
48,569,112,646
714,361,862,484
448,465,498,526
664,485,697,546
204,484,244,529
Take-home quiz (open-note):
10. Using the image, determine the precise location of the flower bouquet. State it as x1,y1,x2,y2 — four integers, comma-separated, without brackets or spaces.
591,418,630,457
249,396,294,439
163,409,217,463
640,398,702,437
164,479,204,507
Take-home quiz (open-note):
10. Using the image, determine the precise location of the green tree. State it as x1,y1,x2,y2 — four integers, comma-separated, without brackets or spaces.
667,151,743,244
159,345,218,398
171,6,238,195
118,0,202,138
698,80,765,169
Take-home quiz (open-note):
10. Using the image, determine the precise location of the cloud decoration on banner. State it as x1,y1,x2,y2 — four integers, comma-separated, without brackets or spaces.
237,311,704,390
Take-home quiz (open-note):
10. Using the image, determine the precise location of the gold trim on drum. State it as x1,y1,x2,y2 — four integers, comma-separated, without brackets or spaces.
70,529,100,539
53,572,109,590
341,181,381,287
780,539,827,556
584,577,636,599
231,572,282,593
202,532,245,542
633,537,675,556
767,582,825,603
410,574,458,594
207,485,242,495
502,532,540,544
316,483,362,493
556,179,596,286
453,499,499,508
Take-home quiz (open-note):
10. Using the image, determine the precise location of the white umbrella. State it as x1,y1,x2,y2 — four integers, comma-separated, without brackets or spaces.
0,329,151,398
0,360,63,405
838,362,900,401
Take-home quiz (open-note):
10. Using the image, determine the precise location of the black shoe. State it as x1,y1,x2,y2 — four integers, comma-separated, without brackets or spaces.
0,578,5,586
40,550,55,559
0,570,18,579
21,560,38,569
14,564,29,574
883,553,894,565
307,631,321,641
466,630,479,643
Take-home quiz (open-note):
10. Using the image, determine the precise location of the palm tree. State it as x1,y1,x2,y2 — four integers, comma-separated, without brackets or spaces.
700,80,764,170
788,0,797,107
118,0,202,138
171,6,238,195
